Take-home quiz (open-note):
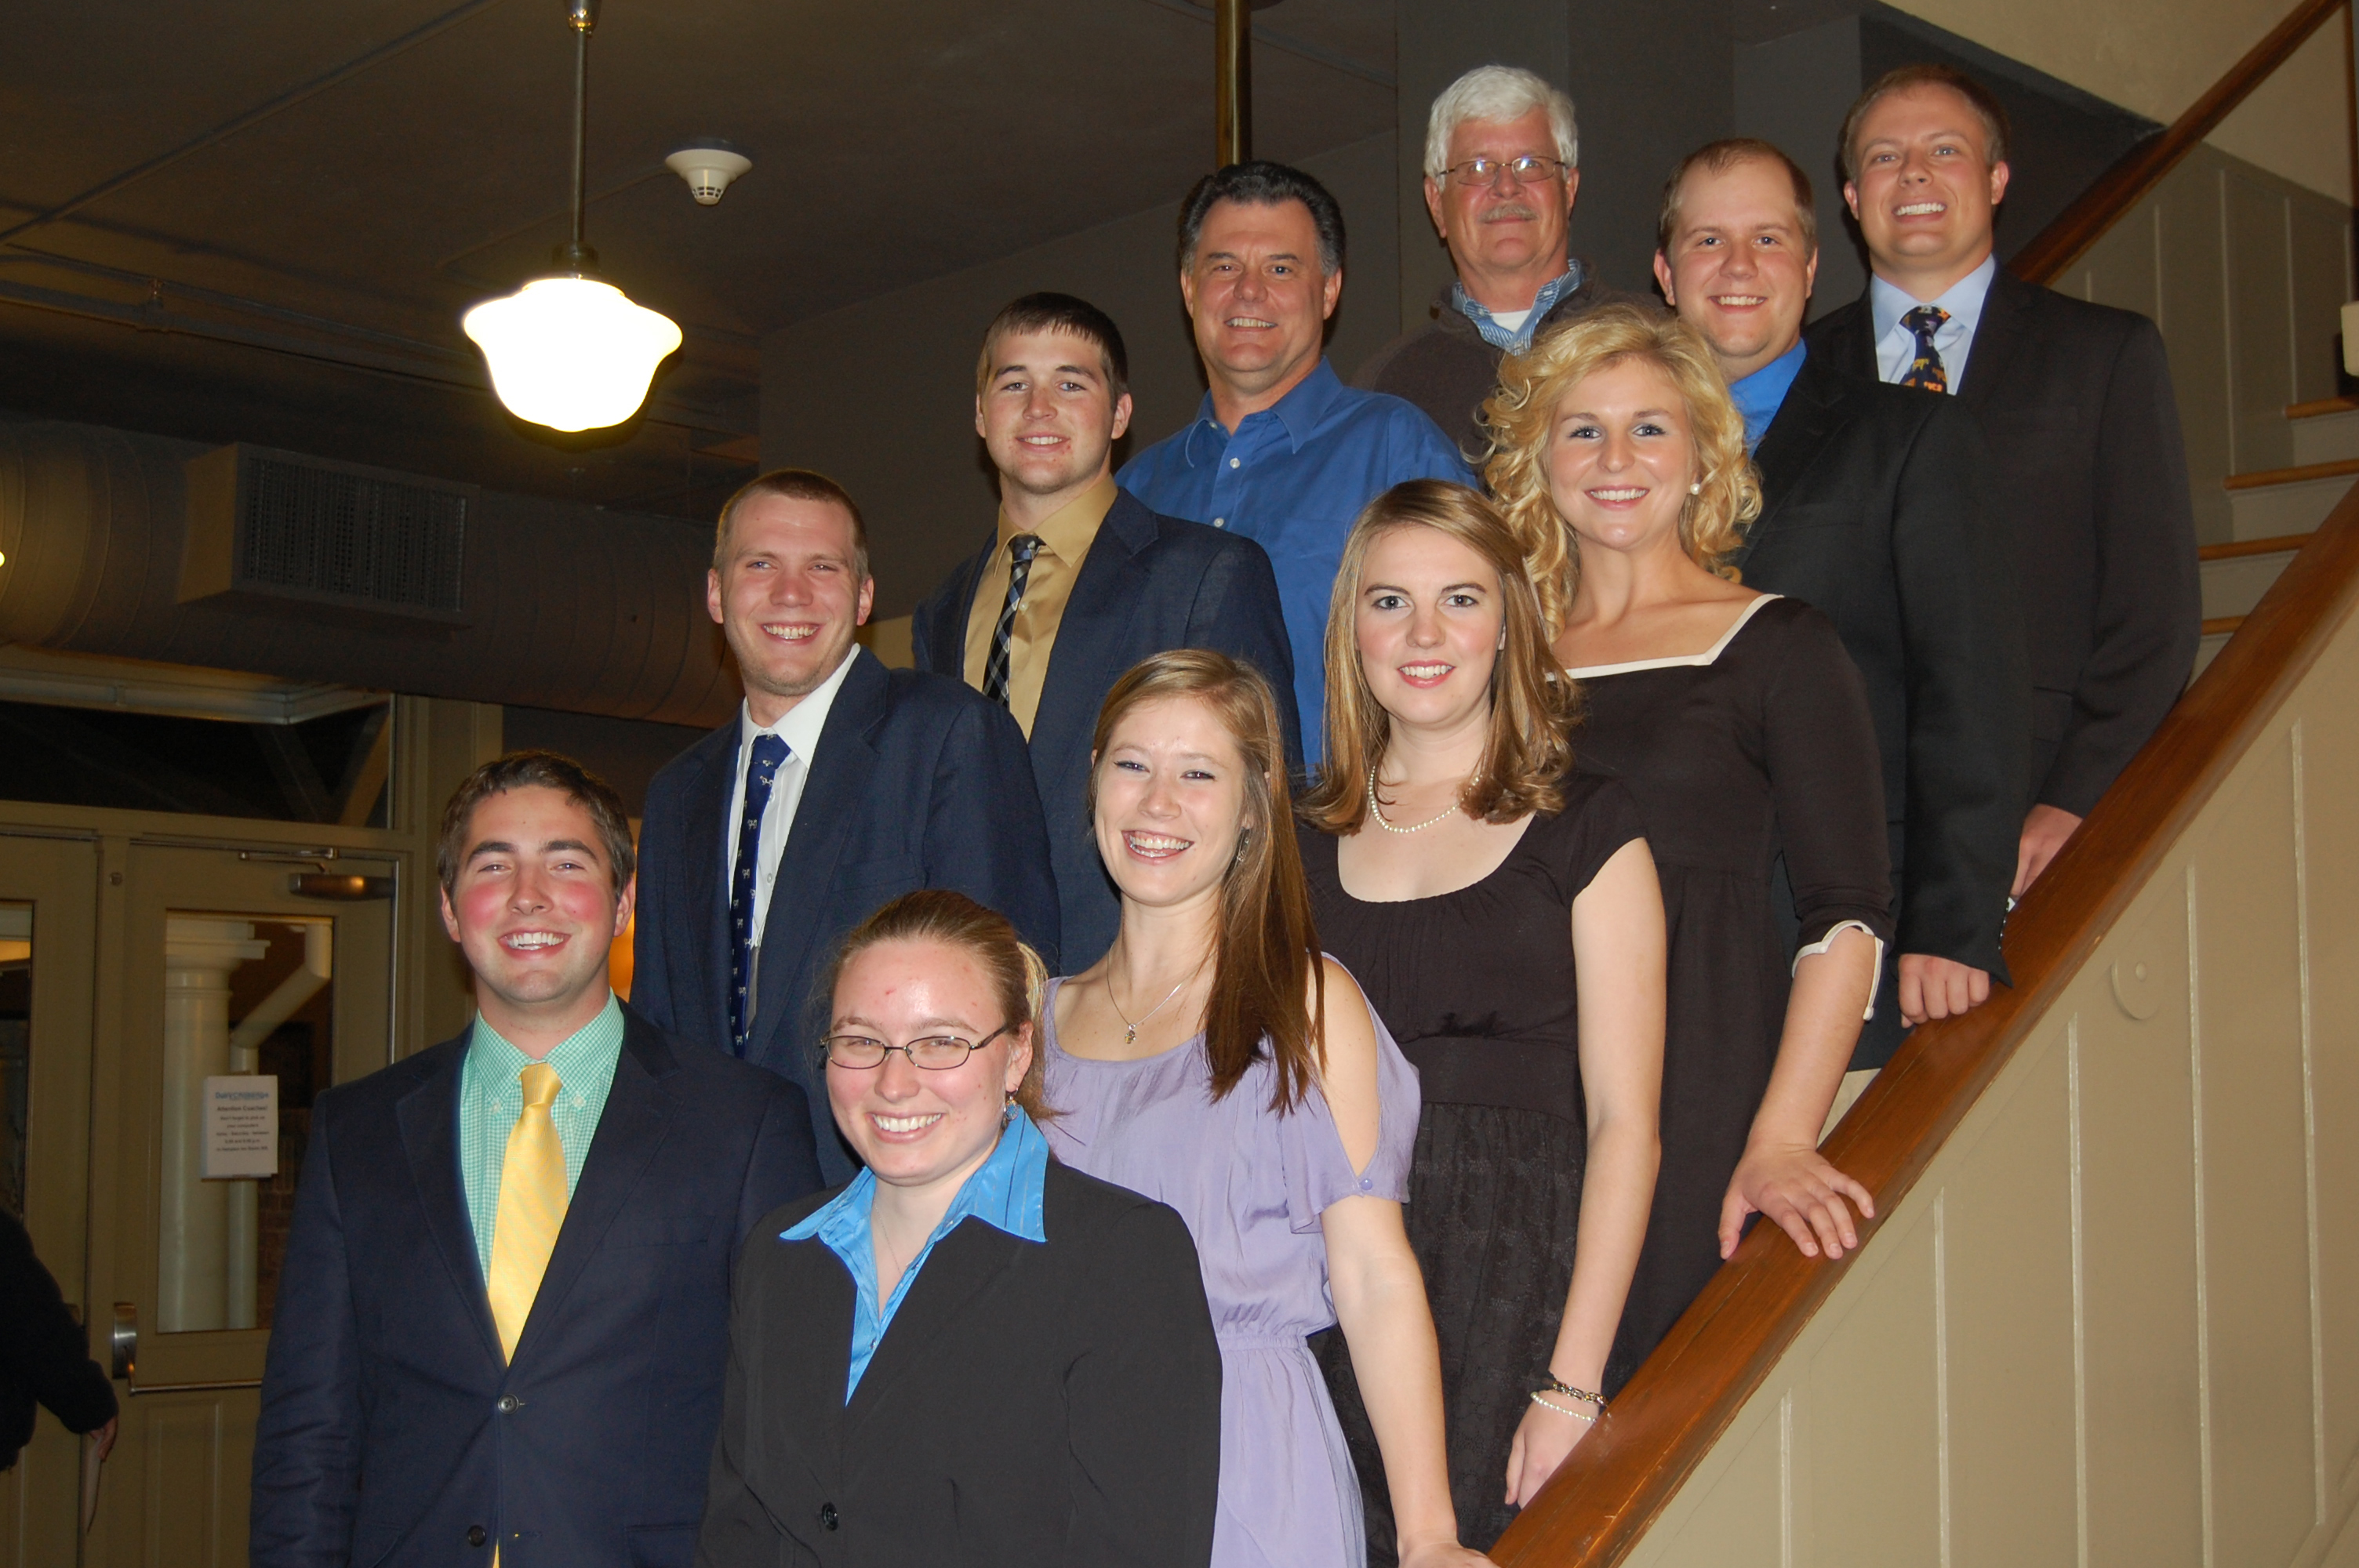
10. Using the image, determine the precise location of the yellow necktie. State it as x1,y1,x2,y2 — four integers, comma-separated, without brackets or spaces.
486,1062,566,1363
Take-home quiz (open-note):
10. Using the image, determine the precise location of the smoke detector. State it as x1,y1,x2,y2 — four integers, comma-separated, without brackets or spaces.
666,141,752,205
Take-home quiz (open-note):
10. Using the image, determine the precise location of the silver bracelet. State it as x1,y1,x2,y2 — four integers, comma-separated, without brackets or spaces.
1529,1391,1596,1422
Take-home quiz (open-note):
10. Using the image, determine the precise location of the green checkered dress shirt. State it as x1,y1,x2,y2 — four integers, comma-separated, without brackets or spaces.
457,993,627,1282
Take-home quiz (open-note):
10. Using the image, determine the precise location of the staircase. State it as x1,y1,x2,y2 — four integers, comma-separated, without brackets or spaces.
2198,396,2359,675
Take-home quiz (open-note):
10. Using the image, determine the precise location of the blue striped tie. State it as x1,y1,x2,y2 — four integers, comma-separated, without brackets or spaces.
729,733,790,1055
980,534,1043,706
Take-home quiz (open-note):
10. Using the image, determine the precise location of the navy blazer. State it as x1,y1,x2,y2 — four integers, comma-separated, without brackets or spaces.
696,1160,1222,1568
1809,268,2200,817
910,489,1298,968
250,1005,821,1568
632,648,1059,1182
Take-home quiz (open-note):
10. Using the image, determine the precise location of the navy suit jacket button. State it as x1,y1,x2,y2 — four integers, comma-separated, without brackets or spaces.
496,1395,520,1413
820,1502,839,1530
467,1525,487,1548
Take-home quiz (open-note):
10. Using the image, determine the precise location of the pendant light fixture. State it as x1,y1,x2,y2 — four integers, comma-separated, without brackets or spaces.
463,0,682,433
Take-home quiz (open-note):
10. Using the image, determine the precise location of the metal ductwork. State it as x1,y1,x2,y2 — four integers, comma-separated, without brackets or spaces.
0,419,740,728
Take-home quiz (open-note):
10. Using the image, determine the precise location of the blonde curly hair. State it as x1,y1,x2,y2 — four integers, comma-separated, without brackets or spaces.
1481,303,1761,631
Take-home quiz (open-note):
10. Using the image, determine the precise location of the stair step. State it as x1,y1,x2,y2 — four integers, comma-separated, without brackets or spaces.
2198,532,2304,619
2285,396,2357,418
2288,406,2359,465
2194,622,2237,681
2226,459,2357,539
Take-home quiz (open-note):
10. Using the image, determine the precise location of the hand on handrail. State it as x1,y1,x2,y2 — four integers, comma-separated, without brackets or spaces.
1721,1142,1876,1261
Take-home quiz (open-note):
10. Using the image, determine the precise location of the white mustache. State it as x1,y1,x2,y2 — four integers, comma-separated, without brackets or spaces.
1480,202,1539,223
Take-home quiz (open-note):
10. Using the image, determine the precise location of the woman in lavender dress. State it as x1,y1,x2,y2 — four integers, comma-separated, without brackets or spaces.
1041,650,1488,1568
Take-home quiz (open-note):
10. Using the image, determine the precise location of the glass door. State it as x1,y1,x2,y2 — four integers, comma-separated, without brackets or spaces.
0,833,100,1568
87,842,394,1567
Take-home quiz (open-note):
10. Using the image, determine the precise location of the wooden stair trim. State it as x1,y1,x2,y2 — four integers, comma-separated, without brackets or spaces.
2224,457,2359,492
1491,485,2359,1568
2009,0,2344,284
2201,532,2313,561
2288,396,2359,420
2202,615,2247,636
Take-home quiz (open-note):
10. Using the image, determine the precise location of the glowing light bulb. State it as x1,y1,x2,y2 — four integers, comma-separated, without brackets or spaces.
462,277,682,432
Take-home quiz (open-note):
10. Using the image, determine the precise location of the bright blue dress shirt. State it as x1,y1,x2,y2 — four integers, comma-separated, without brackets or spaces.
1450,263,1586,354
1870,252,1997,390
1118,358,1473,760
1728,338,1809,452
781,1108,1050,1402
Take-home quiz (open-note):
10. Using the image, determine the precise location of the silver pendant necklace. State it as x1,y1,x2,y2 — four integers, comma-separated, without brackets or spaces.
1366,765,1466,834
1108,956,1202,1046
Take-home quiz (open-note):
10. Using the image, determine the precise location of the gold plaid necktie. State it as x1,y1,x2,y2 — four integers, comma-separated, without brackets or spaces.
486,1062,566,1363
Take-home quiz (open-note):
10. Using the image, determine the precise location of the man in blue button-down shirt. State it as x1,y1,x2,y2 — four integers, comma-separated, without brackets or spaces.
1119,161,1471,761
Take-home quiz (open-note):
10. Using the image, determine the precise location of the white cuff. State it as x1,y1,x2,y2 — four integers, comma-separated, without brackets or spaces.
1794,920,1886,1020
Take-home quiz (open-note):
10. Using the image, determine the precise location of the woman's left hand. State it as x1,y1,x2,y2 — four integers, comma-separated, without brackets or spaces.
1502,1394,1594,1508
1720,1142,1874,1260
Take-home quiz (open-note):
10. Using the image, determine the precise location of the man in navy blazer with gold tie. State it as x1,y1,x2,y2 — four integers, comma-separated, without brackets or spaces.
633,469,1060,1183
912,293,1296,970
252,753,821,1568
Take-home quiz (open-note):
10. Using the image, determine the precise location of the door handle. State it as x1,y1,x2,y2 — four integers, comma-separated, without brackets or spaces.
110,1303,136,1381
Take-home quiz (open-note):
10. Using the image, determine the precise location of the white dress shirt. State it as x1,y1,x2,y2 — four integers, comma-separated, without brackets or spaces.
725,646,858,950
1870,252,1997,390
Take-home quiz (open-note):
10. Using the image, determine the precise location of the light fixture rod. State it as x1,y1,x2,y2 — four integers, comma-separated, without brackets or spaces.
561,0,599,272
1214,0,1249,166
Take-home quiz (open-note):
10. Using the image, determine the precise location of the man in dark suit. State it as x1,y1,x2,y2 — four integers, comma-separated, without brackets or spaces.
1656,138,2026,1078
634,470,1058,1181
2,1207,117,1473
1809,64,2199,906
252,752,821,1568
912,292,1296,968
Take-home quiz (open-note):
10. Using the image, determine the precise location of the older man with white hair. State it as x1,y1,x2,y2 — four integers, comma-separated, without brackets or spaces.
1357,64,1633,458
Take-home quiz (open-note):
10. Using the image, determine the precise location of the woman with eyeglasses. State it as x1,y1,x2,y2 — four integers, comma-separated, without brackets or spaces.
696,888,1223,1568
1041,650,1491,1568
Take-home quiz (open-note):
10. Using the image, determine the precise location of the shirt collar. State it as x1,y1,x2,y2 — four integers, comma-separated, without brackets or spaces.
996,473,1117,563
466,992,625,1098
1870,252,1997,345
1186,357,1345,461
1450,263,1585,353
740,641,860,762
1728,337,1808,451
781,1106,1052,1249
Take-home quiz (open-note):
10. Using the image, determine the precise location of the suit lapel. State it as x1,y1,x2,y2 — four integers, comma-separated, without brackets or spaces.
1814,296,1880,379
510,1018,676,1367
394,1043,504,1371
1739,355,1848,569
843,1219,1023,1436
749,652,887,1061
937,535,994,673
680,727,736,1046
1030,499,1150,786
1954,267,2031,412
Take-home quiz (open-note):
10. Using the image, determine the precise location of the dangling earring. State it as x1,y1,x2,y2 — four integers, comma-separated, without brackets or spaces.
1234,826,1252,866
1001,1099,1015,1130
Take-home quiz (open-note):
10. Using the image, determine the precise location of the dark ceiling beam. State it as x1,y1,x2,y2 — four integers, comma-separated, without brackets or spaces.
0,0,517,251
1129,0,1394,89
1214,0,1250,165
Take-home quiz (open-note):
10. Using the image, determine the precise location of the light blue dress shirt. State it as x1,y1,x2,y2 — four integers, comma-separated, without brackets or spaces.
1870,252,1997,390
1728,338,1809,452
1449,263,1587,354
781,1108,1051,1401
1118,358,1473,758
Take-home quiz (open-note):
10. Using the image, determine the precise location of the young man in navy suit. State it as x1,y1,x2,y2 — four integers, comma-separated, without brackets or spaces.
252,753,821,1568
912,292,1296,969
1808,65,2199,909
634,470,1058,1182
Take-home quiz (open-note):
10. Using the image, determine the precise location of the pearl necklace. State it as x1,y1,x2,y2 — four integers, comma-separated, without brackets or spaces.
1366,765,1466,834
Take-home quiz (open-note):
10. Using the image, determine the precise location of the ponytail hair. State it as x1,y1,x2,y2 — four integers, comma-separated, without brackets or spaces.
820,888,1056,1123
1089,650,1325,1112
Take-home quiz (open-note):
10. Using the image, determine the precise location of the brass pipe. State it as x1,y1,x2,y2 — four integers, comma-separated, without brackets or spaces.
1214,0,1249,166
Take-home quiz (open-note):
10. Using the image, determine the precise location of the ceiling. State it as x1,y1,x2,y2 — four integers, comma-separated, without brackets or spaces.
0,0,1394,518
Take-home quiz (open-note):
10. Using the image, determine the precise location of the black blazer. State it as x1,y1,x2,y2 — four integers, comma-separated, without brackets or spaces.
632,648,1060,1183
909,489,1299,968
251,1006,822,1568
1808,267,2201,816
0,1207,117,1470
1737,347,2027,982
696,1159,1222,1568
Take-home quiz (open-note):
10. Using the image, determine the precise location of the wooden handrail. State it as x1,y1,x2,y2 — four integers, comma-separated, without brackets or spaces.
2011,0,2345,283
1494,464,2359,1566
